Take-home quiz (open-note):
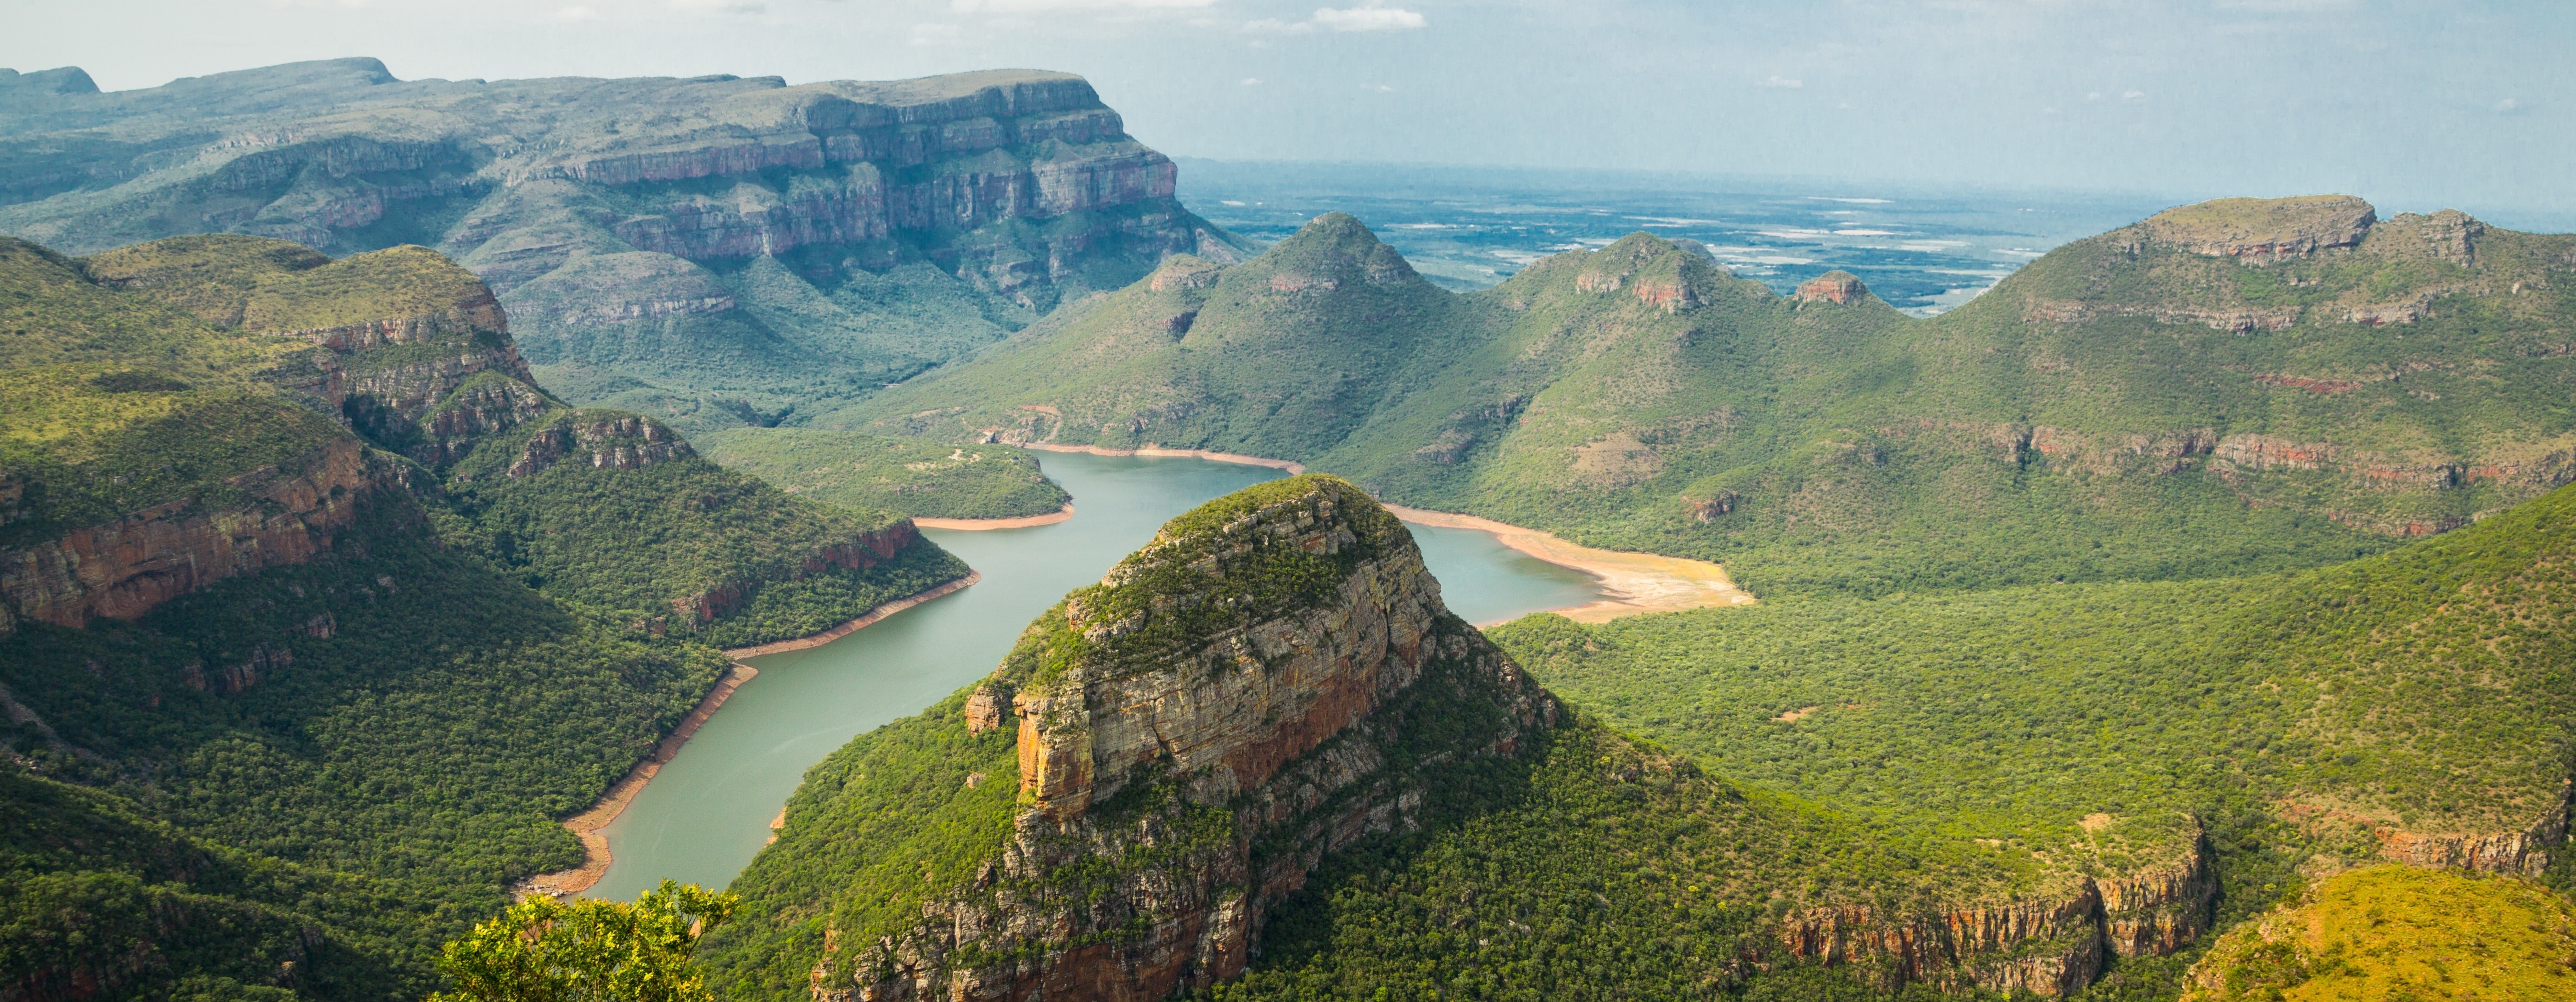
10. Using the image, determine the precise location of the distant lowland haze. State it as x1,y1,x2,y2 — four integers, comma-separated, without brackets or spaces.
4,0,2570,228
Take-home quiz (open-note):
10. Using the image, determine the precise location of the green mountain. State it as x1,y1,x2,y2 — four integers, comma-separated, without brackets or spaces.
831,200,2576,598
0,233,968,999
0,58,1249,437
695,429,1070,521
699,474,2576,1000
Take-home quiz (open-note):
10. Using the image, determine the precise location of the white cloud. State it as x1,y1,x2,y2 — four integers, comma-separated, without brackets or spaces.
1370,84,1396,92
2497,97,2523,114
954,0,1215,11
670,0,764,12
1759,75,1802,89
554,4,598,19
1248,3,1425,34
1313,5,1425,31
2121,89,2146,101
910,22,962,45
1240,77,1262,85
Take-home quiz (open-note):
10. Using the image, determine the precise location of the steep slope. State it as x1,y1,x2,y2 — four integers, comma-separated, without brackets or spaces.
0,234,968,1000
702,477,2237,1001
1489,478,2576,997
2180,865,2576,1002
837,199,2576,598
0,58,1248,435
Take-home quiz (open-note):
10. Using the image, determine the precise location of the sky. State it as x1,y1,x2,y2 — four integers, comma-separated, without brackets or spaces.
6,0,2571,224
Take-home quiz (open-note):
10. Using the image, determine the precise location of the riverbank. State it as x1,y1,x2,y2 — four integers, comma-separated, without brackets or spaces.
719,572,982,659
512,573,982,898
1020,445,1748,621
913,504,1074,531
1022,442,1307,473
1381,504,1754,622
514,661,759,899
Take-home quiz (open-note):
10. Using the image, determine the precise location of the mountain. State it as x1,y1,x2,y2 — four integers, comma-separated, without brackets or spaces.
696,476,2279,1001
0,58,1248,436
0,233,968,999
832,198,2576,598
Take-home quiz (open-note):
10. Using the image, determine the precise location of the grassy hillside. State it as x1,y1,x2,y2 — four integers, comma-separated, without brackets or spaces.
695,428,1069,520
2180,866,2576,1002
831,201,2576,599
0,234,971,1000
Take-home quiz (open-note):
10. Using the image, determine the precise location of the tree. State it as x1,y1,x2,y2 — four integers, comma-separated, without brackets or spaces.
433,882,739,1002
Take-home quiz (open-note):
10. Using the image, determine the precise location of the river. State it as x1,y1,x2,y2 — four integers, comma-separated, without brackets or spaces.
585,451,1603,901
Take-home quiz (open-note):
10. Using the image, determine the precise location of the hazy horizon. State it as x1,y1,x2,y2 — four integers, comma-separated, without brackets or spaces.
6,1,2570,226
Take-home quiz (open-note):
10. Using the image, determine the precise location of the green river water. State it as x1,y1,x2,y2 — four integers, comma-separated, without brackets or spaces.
587,451,1601,901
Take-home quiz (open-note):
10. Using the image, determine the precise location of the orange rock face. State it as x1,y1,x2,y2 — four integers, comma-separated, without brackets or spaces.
0,437,387,629
811,480,1557,1002
1796,271,1869,304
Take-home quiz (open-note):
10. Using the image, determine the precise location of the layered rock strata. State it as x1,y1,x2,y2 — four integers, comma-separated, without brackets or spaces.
808,476,1559,1002
0,437,393,629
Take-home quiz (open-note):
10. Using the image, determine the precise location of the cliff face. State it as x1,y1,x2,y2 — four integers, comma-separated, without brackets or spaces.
0,436,393,629
0,60,1247,436
808,477,1557,1002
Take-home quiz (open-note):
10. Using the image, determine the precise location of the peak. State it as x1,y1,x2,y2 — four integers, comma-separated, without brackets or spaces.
1252,213,1420,289
0,66,99,97
2141,195,2376,261
1104,475,1406,592
1795,271,1870,304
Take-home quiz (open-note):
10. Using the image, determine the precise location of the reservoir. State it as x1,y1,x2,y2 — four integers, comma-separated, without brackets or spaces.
587,451,1603,901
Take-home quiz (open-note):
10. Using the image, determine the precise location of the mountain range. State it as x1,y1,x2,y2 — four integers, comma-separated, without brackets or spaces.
5,56,2575,1002
0,58,1246,437
837,197,2576,597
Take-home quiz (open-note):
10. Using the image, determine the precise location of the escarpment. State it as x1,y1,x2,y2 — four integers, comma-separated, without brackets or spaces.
794,477,1557,1002
0,436,399,629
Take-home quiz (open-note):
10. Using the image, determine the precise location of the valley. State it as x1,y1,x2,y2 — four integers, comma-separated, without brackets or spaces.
2,51,2572,1002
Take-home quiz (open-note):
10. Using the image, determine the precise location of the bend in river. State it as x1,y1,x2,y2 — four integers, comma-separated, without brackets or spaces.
586,451,1604,900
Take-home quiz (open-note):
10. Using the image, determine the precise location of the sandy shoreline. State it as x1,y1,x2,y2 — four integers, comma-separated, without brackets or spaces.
1381,504,1755,622
512,573,981,899
718,572,981,659
514,661,759,900
1027,443,1748,621
1021,442,1308,474
914,504,1074,531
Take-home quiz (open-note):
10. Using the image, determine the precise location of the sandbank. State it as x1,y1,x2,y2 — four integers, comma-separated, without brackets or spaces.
914,504,1074,531
1381,504,1756,622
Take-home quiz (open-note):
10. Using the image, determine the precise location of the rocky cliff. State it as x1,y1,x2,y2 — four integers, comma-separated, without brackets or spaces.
801,476,1556,1002
0,59,1247,435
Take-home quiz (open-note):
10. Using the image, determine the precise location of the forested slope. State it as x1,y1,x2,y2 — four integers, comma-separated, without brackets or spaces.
0,234,967,1000
836,198,2576,598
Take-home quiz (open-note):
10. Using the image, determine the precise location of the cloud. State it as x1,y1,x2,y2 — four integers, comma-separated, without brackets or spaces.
1370,84,1396,92
1313,5,1425,31
910,22,962,45
2121,89,2146,101
1248,3,1426,34
670,0,764,11
2497,97,2523,114
1759,75,1802,89
1240,77,1263,85
554,4,598,18
954,0,1215,11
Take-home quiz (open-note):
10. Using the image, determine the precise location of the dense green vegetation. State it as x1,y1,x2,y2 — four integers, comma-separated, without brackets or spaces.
0,232,973,1000
837,204,2575,599
2180,866,2576,1002
696,428,1070,520
699,686,1022,1001
1489,478,2576,856
434,880,738,1002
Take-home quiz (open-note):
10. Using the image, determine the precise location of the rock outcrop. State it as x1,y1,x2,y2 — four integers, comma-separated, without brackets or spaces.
2139,195,2377,261
1796,270,1870,304
808,477,1558,1002
0,437,393,628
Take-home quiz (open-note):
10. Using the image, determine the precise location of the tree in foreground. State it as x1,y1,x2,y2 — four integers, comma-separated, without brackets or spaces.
433,881,738,1002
